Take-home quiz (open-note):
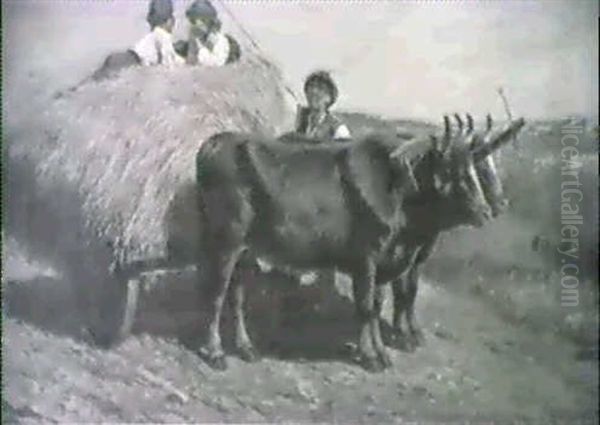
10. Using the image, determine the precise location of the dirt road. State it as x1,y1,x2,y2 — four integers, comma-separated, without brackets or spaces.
4,256,597,423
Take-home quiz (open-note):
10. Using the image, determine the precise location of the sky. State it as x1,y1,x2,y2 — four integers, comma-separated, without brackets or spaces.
3,0,598,121
230,0,598,120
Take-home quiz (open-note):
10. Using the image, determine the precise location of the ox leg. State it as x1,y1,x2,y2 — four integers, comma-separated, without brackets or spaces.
405,265,425,348
373,283,392,368
405,238,437,347
351,260,381,372
391,273,414,352
200,246,244,370
398,240,436,350
229,253,259,363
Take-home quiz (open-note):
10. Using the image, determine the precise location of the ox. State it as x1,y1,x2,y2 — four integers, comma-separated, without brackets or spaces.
388,114,512,351
195,114,525,371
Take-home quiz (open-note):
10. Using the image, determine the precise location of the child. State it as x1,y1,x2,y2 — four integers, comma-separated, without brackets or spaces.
295,71,351,141
184,0,239,67
132,15,184,68
91,0,183,82
286,71,352,295
146,0,174,30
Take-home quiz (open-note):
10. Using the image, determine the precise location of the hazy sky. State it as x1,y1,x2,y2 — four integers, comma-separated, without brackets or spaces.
3,0,598,121
231,0,598,120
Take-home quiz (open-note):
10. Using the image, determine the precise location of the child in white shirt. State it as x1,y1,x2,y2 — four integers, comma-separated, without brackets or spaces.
133,18,184,68
184,0,235,67
91,0,183,82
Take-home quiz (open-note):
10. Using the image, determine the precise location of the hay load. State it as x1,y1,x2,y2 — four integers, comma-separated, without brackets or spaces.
4,42,296,343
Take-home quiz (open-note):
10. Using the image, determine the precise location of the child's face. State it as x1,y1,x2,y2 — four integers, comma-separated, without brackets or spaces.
306,82,332,111
163,17,175,33
191,17,211,35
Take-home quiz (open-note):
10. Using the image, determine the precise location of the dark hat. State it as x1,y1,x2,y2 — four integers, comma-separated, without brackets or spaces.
146,0,174,28
186,0,218,22
304,71,339,106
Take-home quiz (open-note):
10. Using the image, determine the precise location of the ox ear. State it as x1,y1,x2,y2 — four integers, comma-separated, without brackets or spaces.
397,155,419,193
389,135,429,159
431,134,443,153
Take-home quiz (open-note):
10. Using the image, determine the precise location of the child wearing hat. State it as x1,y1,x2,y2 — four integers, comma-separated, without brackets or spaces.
184,0,238,67
277,71,352,299
295,71,352,141
146,0,174,30
90,0,183,82
133,0,184,68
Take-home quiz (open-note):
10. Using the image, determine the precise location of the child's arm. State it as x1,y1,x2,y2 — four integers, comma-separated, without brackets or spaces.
156,29,184,67
194,32,230,67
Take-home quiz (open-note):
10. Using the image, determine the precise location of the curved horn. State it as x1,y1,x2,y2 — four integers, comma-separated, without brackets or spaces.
486,114,493,133
453,113,464,134
466,113,474,134
473,117,526,162
438,115,452,153
443,115,451,139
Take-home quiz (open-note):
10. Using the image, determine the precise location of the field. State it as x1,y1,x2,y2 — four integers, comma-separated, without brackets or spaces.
4,110,598,423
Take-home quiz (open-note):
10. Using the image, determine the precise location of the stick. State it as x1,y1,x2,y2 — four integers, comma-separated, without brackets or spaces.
136,366,190,404
215,0,300,104
497,87,519,150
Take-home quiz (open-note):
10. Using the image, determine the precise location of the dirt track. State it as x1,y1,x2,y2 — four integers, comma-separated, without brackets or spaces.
3,245,598,424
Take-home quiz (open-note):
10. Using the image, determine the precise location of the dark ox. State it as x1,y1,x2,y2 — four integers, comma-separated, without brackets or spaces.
389,114,512,352
195,114,525,371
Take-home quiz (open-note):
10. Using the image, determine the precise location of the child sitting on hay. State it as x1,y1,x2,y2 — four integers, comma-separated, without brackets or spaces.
173,0,241,67
90,0,184,82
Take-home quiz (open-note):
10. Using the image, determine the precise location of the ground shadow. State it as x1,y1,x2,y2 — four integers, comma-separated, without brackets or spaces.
3,275,86,340
128,263,390,366
4,148,130,346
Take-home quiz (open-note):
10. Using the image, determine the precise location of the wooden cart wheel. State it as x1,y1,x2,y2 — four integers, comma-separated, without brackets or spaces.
86,271,141,348
115,277,140,342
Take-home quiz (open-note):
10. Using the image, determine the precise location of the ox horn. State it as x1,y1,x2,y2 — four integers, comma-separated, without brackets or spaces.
444,114,451,139
454,113,464,134
440,115,452,153
390,136,429,159
485,114,493,133
473,117,526,162
466,113,474,134
442,113,464,152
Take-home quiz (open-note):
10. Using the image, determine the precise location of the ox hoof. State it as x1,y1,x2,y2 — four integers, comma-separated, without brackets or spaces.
198,348,228,371
206,355,228,371
391,332,415,352
358,355,384,373
409,329,426,347
236,346,260,363
377,350,393,369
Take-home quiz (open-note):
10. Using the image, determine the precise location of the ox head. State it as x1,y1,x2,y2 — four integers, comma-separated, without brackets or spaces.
393,113,525,228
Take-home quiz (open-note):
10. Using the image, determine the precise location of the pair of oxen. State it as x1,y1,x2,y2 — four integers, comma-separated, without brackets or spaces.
194,113,525,371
